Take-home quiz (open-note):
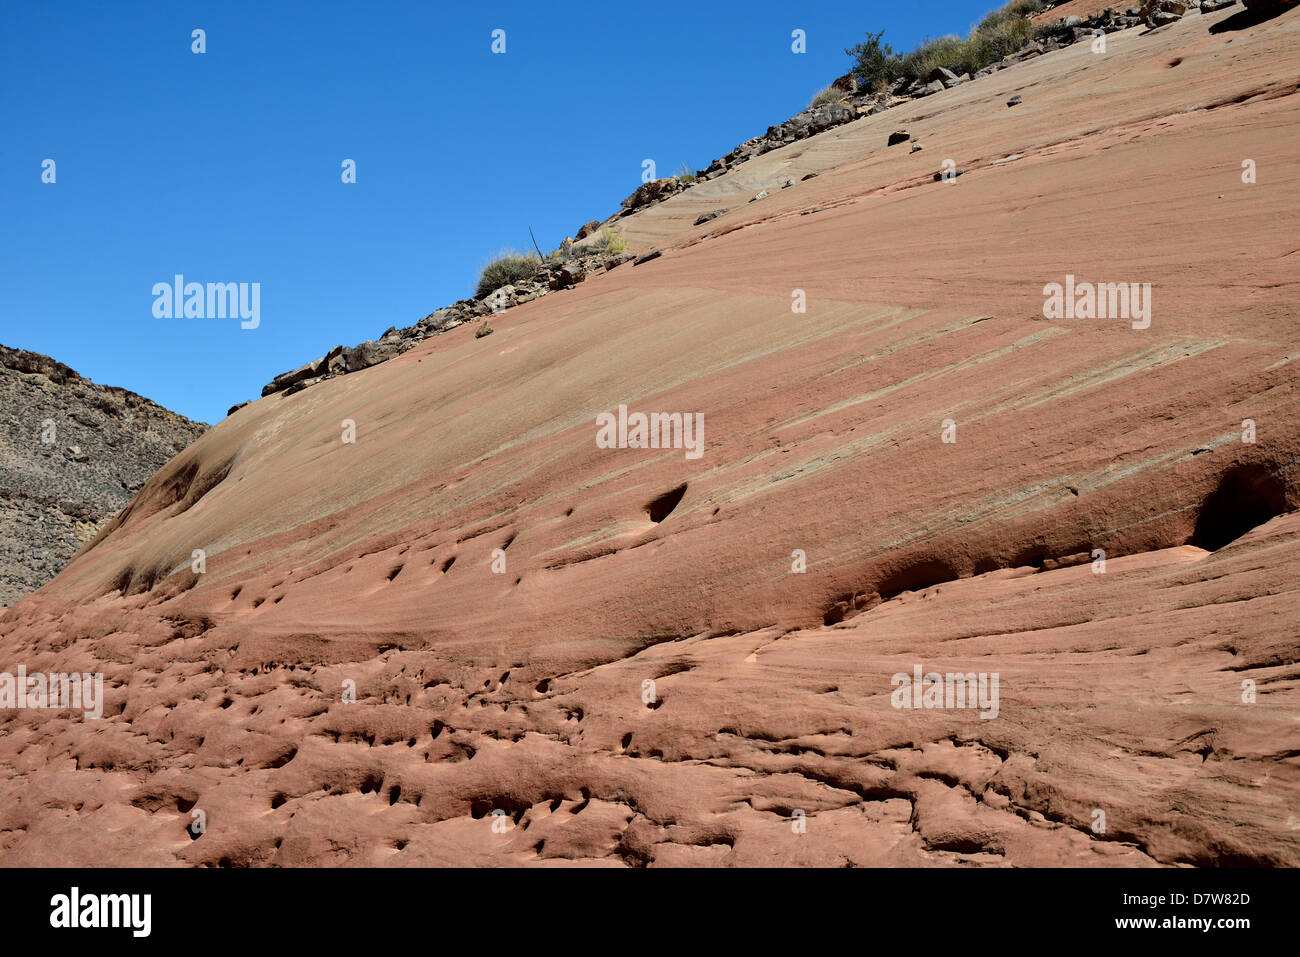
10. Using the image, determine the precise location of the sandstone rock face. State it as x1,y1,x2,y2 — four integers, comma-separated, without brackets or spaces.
541,0,1166,255
2,9,1300,868
0,346,206,607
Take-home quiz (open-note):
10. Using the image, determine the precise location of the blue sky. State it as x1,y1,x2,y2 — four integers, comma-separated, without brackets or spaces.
1,0,1001,424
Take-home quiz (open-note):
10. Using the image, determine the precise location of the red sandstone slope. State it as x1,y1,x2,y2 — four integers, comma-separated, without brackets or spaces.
1,8,1297,867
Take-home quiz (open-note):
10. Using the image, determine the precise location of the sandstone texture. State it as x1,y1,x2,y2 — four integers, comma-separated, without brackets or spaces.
1,7,1299,867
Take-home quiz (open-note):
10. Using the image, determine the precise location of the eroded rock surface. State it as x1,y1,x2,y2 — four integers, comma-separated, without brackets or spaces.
1,7,1298,867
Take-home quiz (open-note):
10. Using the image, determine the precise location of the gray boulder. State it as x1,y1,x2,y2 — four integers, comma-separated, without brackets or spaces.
548,263,585,290
262,356,325,396
342,339,400,374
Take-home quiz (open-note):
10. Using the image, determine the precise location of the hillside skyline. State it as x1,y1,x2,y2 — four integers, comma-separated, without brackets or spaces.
1,0,1000,423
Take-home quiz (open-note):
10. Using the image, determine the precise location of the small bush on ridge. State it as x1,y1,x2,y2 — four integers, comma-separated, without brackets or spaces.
475,250,540,299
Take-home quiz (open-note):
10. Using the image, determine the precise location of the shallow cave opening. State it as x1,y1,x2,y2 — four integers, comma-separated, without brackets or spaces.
646,483,688,523
1190,463,1287,551
1010,546,1048,570
877,558,959,601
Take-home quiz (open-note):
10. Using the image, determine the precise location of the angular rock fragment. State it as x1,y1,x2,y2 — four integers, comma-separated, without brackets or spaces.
548,263,585,290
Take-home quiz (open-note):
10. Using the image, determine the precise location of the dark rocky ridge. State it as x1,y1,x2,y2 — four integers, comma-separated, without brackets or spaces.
249,244,634,405
0,345,208,606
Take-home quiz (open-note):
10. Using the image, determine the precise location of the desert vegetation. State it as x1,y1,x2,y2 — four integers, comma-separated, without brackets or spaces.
808,85,850,109
846,0,1049,88
474,249,540,299
583,228,628,256
553,228,629,261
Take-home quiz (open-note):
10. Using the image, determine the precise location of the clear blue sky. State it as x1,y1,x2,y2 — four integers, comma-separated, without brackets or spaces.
1,0,1001,424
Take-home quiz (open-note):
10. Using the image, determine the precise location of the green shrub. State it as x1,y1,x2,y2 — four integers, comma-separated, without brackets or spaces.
969,17,1036,66
977,0,1046,33
899,34,974,83
674,162,696,184
844,0,1048,89
475,250,540,299
844,29,901,91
